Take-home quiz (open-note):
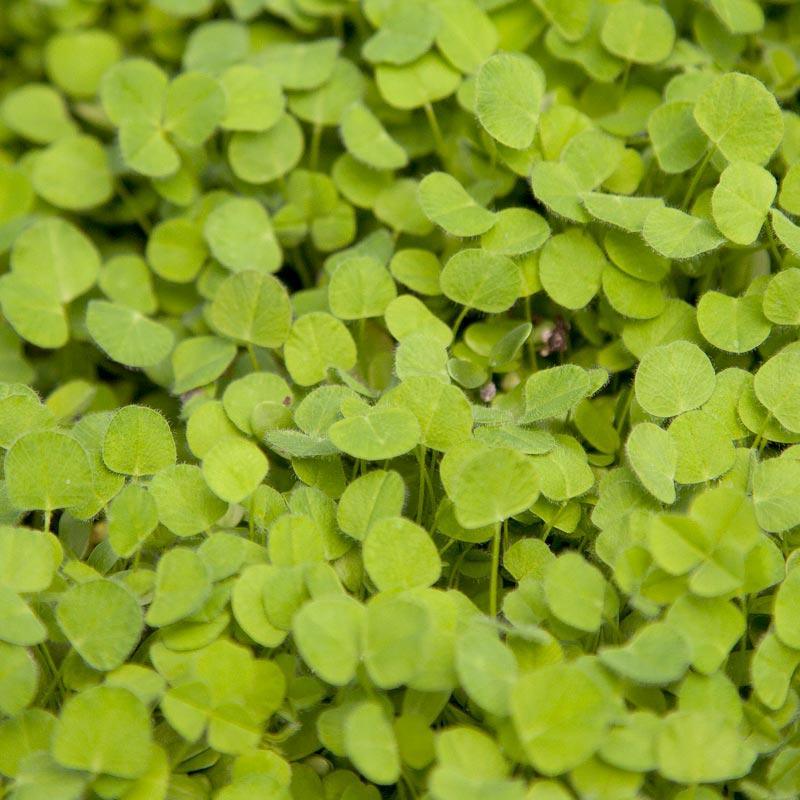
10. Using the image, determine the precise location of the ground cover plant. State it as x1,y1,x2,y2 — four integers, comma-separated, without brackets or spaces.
2,0,800,798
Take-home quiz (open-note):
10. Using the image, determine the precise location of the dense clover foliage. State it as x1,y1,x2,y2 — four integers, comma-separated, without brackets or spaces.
4,0,800,798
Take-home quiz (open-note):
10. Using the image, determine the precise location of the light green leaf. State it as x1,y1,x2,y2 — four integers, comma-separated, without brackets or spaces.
149,464,227,537
87,301,174,368
100,58,167,125
5,431,92,511
102,406,175,477
363,516,441,591
763,268,800,325
382,376,472,452
12,217,98,304
626,423,677,504
441,442,540,528
163,71,225,147
711,161,776,245
293,595,364,685
601,1,675,64
52,686,152,779
1,83,76,144
670,409,735,484
256,38,340,91
107,484,158,558
697,292,770,354
434,0,497,74
522,365,593,422
656,711,754,783
362,0,438,66
284,312,357,386
539,229,606,309
455,623,517,717
202,437,268,503
440,249,520,313
210,271,292,348
146,547,211,627
481,208,550,256
694,72,783,165
171,336,238,394
642,207,725,259
648,102,707,174
583,193,664,233
772,208,800,257
0,586,47,646
753,457,800,533
340,102,407,169
336,469,405,541
710,0,763,33
635,341,716,418
752,631,800,710
56,580,143,671
665,595,744,675
511,662,615,775
0,274,67,350
600,622,690,684
0,642,37,717
344,701,401,786
775,566,800,649
418,172,496,237
475,53,543,150
204,198,282,274
228,114,304,184
376,53,461,110
754,343,800,433
328,257,397,319
329,407,420,460
220,64,284,132
32,135,112,211
0,526,58,593
544,552,606,633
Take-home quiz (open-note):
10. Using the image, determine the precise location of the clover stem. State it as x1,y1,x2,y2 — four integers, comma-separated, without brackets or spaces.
439,538,456,557
116,178,151,234
292,246,314,288
620,60,632,93
37,644,63,704
43,509,51,534
309,123,323,171
614,384,634,439
401,772,420,800
416,446,427,524
357,317,368,380
38,647,68,707
248,494,256,541
753,413,773,453
525,294,539,372
766,221,783,266
681,146,715,210
423,102,446,158
542,502,566,542
424,448,437,506
246,343,259,371
489,522,501,618
502,517,509,553
448,544,473,588
451,306,469,338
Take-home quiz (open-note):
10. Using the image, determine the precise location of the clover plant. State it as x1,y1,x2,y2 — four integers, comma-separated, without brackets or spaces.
0,0,800,798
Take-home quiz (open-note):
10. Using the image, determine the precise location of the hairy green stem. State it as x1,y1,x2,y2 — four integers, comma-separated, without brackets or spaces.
681,147,715,210
490,522,501,618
